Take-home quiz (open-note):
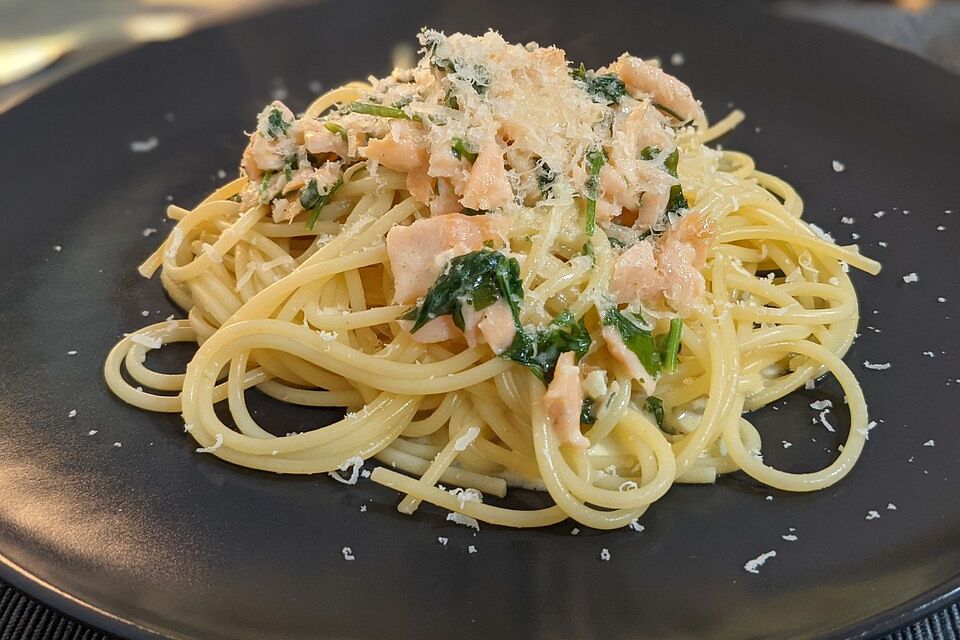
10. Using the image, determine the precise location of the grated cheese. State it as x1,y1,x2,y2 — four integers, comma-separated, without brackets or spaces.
863,361,891,370
865,510,881,520
196,433,224,453
329,455,364,484
600,548,611,561
130,334,162,350
342,546,355,561
453,426,481,451
130,137,159,153
743,550,776,574
446,512,480,530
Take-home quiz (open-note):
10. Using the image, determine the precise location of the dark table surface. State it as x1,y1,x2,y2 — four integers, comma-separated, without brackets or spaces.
0,1,957,638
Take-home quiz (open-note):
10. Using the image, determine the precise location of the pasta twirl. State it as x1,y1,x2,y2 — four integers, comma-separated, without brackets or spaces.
104,30,879,529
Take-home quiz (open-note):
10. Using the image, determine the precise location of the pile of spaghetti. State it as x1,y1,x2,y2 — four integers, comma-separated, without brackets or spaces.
105,30,880,529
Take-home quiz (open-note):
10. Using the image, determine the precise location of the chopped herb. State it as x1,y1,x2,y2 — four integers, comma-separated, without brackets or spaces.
482,239,494,249
401,250,522,332
584,147,606,235
536,159,556,197
644,396,665,429
444,90,460,110
570,64,627,104
662,317,683,374
607,234,627,249
462,207,486,216
652,102,684,122
348,102,420,121
301,178,343,230
282,155,300,182
602,307,661,377
324,122,347,140
265,108,291,139
580,398,597,425
451,137,477,162
640,146,659,161
502,311,592,383
258,171,275,204
582,241,595,261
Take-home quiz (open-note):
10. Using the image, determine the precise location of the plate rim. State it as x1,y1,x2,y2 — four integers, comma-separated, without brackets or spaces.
0,2,958,639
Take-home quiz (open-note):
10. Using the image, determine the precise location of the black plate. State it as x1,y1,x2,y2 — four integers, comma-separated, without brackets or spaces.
1,1,958,639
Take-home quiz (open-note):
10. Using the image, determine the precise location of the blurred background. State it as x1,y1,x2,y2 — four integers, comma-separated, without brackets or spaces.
0,0,958,112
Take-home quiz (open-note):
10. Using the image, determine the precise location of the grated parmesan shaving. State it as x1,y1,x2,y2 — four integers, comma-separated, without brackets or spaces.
130,334,162,350
196,433,224,453
453,426,481,451
743,550,776,574
863,361,891,370
329,455,364,484
446,512,480,530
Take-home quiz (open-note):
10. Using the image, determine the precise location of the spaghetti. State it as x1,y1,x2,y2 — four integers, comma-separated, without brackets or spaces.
104,30,880,529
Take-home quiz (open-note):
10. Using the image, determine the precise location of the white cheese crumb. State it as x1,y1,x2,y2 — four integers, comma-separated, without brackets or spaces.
438,537,448,546
831,160,845,173
467,545,478,554
360,469,371,478
619,480,638,492
130,137,159,153
765,495,773,501
840,216,854,224
857,421,877,440
360,504,367,512
743,550,776,574
88,430,97,436
781,534,798,542
453,426,481,451
809,399,832,411
68,409,77,418
818,410,835,433
873,210,885,218
865,510,881,520
446,512,480,531
317,330,339,342
923,351,936,358
571,528,580,536
887,503,897,510
329,455,364,484
782,440,792,449
130,334,162,350
851,232,860,240
937,225,946,231
923,439,935,447
341,546,355,561
628,519,645,532
804,379,816,390
142,227,158,237
863,361,891,370
600,548,611,561
113,442,122,447
195,433,224,453
937,297,946,303
670,52,685,66
902,272,918,283
67,350,77,356
53,245,62,252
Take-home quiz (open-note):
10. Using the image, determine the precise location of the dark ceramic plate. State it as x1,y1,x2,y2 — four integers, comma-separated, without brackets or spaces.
0,1,958,639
